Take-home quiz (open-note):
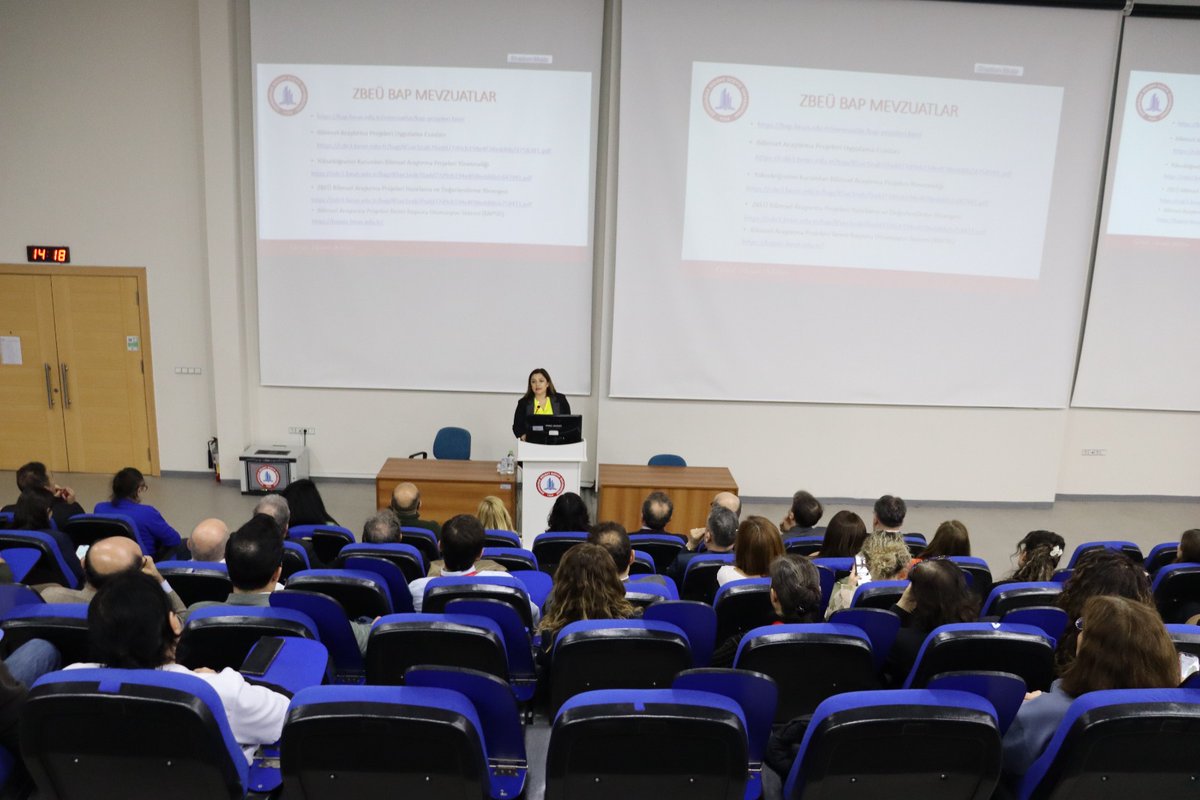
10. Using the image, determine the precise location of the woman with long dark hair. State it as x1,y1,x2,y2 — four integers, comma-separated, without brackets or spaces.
545,492,590,533
512,368,572,441
538,543,637,651
280,479,338,527
883,558,979,686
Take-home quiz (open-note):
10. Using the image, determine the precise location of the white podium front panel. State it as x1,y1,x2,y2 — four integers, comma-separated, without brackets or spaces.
516,440,587,546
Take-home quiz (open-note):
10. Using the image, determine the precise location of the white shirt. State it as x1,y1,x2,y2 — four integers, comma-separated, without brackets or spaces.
716,565,750,586
409,565,540,622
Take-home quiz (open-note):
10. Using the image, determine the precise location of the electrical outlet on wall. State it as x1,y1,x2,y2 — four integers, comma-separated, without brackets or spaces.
1081,448,1107,456
288,427,317,436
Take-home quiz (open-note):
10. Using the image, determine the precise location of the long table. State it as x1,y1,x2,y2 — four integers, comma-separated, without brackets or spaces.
597,464,738,534
374,459,517,525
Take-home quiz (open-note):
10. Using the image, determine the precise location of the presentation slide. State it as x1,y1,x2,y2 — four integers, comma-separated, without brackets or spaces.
681,62,1063,279
1106,70,1200,240
256,64,592,248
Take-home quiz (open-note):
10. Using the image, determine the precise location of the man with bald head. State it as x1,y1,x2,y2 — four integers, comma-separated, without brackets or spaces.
188,518,230,563
712,491,741,518
389,482,441,538
38,536,189,619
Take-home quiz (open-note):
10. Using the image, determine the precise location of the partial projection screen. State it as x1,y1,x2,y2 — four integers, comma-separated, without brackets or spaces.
611,0,1121,407
250,0,600,393
1073,14,1200,411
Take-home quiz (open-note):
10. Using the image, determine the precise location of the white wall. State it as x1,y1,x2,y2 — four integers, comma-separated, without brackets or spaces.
3,0,1198,500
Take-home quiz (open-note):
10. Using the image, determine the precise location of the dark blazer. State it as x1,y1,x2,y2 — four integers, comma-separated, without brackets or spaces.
512,393,571,438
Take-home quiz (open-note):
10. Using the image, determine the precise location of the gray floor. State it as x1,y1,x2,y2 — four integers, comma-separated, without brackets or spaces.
6,470,1198,799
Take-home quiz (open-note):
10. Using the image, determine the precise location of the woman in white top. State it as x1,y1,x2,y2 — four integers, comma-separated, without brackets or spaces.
66,570,289,756
715,516,785,587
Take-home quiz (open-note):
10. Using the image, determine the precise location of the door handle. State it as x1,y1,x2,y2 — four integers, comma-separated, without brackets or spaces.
60,363,71,409
44,363,55,409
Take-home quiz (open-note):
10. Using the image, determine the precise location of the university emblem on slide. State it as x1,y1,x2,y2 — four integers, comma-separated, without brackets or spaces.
1135,82,1172,123
703,75,749,123
255,464,282,491
268,74,309,116
535,471,566,498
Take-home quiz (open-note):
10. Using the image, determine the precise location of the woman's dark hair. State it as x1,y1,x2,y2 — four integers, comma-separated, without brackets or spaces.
521,368,559,401
280,479,338,527
770,555,821,622
734,516,785,577
1056,548,1154,673
821,510,868,558
88,571,177,668
1009,530,1065,583
1177,529,1200,564
1060,595,1178,696
13,489,54,531
546,492,589,533
907,559,979,631
923,520,971,559
111,467,145,503
539,543,635,642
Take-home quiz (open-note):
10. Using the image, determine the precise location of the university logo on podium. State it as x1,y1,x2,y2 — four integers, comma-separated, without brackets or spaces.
535,471,566,498
703,75,749,123
1135,82,1173,123
268,74,309,116
255,464,282,491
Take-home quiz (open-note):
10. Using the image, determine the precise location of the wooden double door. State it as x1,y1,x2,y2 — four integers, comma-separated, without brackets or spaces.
0,267,158,474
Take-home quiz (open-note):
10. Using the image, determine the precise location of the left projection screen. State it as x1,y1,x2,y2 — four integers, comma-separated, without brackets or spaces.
250,0,600,394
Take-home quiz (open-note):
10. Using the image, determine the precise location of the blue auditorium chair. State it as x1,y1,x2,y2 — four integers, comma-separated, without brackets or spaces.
64,512,148,553
903,622,1056,692
337,556,413,613
1166,623,1200,660
284,568,393,619
1066,540,1143,568
0,604,90,665
783,534,824,557
366,612,508,687
926,670,1026,734
335,542,426,583
811,557,853,580
445,598,538,702
828,607,902,671
508,569,553,609
629,550,656,575
714,578,775,645
483,528,521,548
948,556,993,601
981,582,1062,618
1144,541,1180,574
423,575,537,630
398,527,440,568
0,530,81,588
270,591,366,681
1152,562,1200,624
157,561,232,606
903,533,927,557
645,600,718,668
481,546,538,573
999,606,1068,645
531,531,587,574
647,453,687,467
176,605,319,672
0,584,45,616
682,553,735,603
281,540,311,580
287,524,355,565
629,533,685,573
626,578,679,608
850,579,909,610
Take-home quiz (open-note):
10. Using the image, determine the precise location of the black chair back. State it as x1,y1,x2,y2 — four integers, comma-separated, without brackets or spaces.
366,618,508,686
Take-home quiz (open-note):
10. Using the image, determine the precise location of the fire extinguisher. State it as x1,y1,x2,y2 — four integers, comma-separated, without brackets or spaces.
207,437,220,483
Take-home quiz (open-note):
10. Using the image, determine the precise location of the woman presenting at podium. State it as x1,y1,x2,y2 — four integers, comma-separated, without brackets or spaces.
513,368,571,440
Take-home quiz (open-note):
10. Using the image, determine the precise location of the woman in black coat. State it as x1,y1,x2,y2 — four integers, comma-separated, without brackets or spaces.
512,367,571,440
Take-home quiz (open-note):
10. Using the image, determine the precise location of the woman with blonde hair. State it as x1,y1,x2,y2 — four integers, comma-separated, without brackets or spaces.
476,496,515,532
716,516,785,586
824,532,911,618
538,543,637,653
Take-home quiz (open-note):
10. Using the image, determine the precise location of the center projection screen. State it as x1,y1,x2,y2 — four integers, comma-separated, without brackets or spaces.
250,0,601,394
611,0,1121,407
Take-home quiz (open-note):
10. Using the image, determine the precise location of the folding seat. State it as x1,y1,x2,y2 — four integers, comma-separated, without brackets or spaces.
176,605,319,672
531,531,587,574
282,683,501,800
549,620,692,715
629,533,685,573
337,556,413,614
0,530,81,588
674,668,778,800
1166,623,1200,660
0,604,90,664
903,622,1056,692
734,624,879,724
444,598,538,702
999,606,1068,645
783,534,824,557
423,575,536,630
366,612,508,687
0,547,43,584
547,688,748,800
850,579,908,610
270,590,366,681
1152,563,1200,623
63,512,147,552
811,557,852,580
0,584,45,615
157,561,232,606
948,556,993,601
288,524,355,566
981,582,1062,618
814,564,836,612
828,607,901,671
23,668,264,800
714,578,775,644
284,568,393,619
508,569,552,609
645,600,718,668
1145,541,1180,574
629,550,656,575
783,689,1002,800
903,533,927,557
1012,688,1200,800
281,540,310,580
925,670,1026,735
399,527,440,567
625,578,679,608
334,541,425,583
483,528,521,548
682,553,735,603
481,546,537,573
1066,540,1143,568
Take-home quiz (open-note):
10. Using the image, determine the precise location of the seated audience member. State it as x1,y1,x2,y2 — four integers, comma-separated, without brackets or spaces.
711,491,741,518
476,495,515,532
538,543,638,655
12,488,85,585
1055,548,1153,673
711,555,822,668
779,490,823,535
995,530,1065,587
256,493,319,566
281,478,339,527
545,492,590,533
716,516,785,586
187,518,229,563
1001,595,1179,782
813,510,868,558
669,505,739,583
389,482,440,539
194,515,283,608
589,521,635,581
1172,529,1200,625
38,536,188,619
0,638,62,752
825,533,911,618
361,509,402,545
67,571,290,757
916,519,971,561
94,467,184,560
408,515,534,618
872,494,907,534
1,461,84,531
883,559,979,686
636,491,675,537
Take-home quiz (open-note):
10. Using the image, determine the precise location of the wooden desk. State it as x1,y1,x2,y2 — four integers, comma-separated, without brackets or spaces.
375,459,517,525
597,464,738,534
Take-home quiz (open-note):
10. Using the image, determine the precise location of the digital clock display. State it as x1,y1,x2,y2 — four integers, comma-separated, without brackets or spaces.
26,246,70,263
